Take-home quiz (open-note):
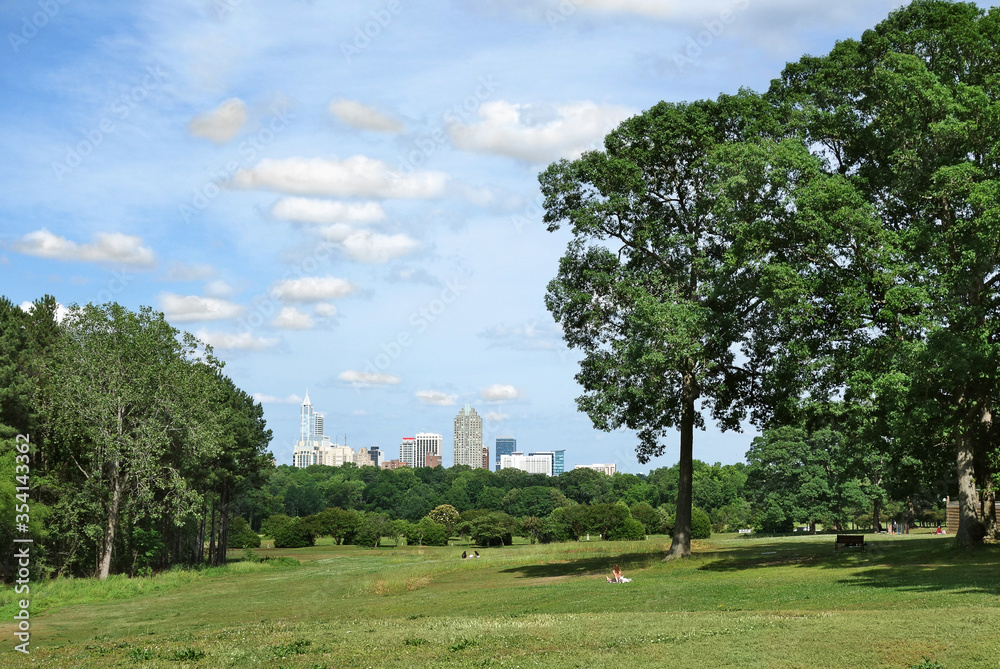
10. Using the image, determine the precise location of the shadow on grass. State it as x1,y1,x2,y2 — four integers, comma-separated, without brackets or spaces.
697,536,1000,596
499,552,665,579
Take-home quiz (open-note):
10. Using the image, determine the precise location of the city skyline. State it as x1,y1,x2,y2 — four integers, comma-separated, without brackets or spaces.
1,0,933,474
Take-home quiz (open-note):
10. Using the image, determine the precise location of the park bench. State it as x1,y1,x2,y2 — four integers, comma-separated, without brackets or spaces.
834,534,865,551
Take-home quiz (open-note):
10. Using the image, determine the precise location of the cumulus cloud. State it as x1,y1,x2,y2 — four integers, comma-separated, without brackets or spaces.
479,320,564,351
164,261,217,281
314,302,338,317
160,293,244,321
322,224,420,263
416,390,458,406
203,279,236,298
448,100,633,163
484,411,509,423
231,156,448,199
253,392,303,404
270,276,357,302
271,197,386,224
195,329,278,350
272,306,315,330
12,229,155,267
480,384,521,402
329,99,405,134
188,98,247,143
339,370,401,387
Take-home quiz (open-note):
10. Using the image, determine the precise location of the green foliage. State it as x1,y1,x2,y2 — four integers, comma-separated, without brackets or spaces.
629,502,658,534
268,517,315,549
425,504,460,536
404,517,448,546
470,512,514,547
607,516,646,541
690,507,712,540
226,517,261,549
352,513,390,549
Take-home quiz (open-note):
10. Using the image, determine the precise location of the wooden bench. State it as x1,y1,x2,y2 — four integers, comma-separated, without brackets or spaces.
834,534,865,551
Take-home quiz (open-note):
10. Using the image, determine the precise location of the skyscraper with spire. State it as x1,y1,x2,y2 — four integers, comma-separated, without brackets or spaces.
293,391,355,467
453,404,484,468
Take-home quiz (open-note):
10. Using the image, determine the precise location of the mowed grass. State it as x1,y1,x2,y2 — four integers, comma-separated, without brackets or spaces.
1,531,998,668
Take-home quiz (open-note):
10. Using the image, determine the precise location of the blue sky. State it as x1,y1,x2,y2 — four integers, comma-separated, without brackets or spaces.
3,0,941,471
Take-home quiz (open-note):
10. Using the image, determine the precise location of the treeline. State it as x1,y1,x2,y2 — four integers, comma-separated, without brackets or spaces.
246,454,945,540
0,297,272,580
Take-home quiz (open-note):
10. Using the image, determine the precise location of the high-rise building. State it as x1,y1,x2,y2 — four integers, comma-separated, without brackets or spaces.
527,450,566,476
482,446,489,470
400,433,442,468
453,404,484,468
500,452,554,476
495,436,516,471
293,391,353,468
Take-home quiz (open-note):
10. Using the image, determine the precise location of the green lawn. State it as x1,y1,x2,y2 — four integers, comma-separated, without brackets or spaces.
2,532,998,667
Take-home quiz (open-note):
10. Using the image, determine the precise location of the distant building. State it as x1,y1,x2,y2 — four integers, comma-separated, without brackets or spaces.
482,446,489,470
495,436,516,471
425,453,442,468
381,459,408,470
528,451,566,476
454,404,484,468
500,451,553,477
293,391,352,467
575,463,616,476
401,433,442,468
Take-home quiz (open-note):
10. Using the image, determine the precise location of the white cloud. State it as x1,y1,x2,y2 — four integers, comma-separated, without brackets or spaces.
448,100,633,163
270,276,357,302
187,98,247,144
203,279,236,298
231,156,448,199
160,293,244,322
322,224,420,263
12,229,155,267
272,306,315,330
19,300,69,323
416,390,458,406
481,383,521,402
484,411,509,423
253,392,303,404
329,99,405,134
314,302,338,317
271,197,386,224
479,320,564,351
339,370,401,386
164,261,217,281
195,329,278,350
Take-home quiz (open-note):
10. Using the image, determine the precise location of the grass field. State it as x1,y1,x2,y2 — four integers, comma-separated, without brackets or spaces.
2,531,998,668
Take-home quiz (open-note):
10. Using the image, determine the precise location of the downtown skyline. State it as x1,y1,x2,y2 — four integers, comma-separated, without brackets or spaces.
0,0,941,472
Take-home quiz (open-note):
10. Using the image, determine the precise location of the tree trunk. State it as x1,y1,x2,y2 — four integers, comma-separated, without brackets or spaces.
208,501,217,565
985,483,998,541
216,486,230,567
98,464,122,580
196,500,206,565
873,498,882,533
955,428,982,547
665,372,696,559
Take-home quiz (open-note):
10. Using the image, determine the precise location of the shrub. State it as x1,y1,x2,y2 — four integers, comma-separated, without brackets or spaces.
691,507,712,539
227,516,261,549
405,517,448,546
757,502,792,533
271,518,316,548
470,512,514,546
629,502,659,534
352,513,389,548
607,516,646,541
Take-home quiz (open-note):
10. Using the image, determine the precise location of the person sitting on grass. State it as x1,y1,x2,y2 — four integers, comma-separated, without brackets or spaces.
607,564,631,583
462,551,467,559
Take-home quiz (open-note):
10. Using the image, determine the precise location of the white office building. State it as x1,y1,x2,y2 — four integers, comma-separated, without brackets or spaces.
293,391,356,468
575,463,617,476
400,432,442,468
500,452,554,477
453,404,484,468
